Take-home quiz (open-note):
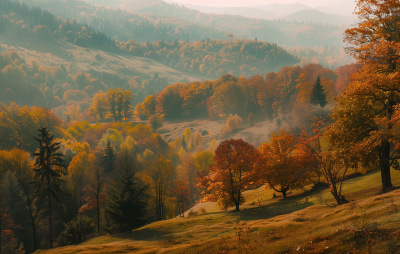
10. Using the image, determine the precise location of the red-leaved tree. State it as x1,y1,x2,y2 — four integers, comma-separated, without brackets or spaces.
197,139,260,211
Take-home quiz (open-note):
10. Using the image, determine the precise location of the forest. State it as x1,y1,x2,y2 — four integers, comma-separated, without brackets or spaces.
1,0,400,253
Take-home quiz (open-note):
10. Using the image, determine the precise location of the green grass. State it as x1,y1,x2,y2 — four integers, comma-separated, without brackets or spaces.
34,169,400,253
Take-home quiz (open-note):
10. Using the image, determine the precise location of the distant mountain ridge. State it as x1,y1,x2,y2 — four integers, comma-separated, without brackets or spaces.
258,3,312,16
184,4,277,20
283,9,355,25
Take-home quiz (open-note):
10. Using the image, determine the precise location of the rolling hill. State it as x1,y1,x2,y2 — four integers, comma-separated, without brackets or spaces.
282,9,356,26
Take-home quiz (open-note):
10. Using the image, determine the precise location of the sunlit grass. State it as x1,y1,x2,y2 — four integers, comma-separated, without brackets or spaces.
35,169,400,253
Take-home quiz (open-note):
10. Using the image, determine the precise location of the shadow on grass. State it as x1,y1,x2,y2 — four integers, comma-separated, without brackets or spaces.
110,227,172,242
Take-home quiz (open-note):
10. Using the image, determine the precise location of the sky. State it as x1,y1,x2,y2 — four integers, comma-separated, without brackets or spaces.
163,0,348,8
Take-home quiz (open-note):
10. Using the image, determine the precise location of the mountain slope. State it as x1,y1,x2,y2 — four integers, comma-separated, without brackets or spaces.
184,4,277,20
258,3,312,16
283,9,355,25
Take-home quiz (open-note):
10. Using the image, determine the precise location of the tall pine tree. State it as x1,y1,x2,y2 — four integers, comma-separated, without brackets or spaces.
310,77,328,108
102,141,116,173
106,150,148,232
31,127,66,249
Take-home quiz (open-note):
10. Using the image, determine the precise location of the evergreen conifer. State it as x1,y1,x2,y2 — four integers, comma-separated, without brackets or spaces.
102,141,116,173
31,127,66,249
310,77,328,108
106,151,148,232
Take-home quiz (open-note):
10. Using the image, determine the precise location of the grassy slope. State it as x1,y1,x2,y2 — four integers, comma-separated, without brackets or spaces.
35,169,400,254
0,31,206,85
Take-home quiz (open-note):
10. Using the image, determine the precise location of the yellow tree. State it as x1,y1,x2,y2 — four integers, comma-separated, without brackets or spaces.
150,155,174,221
8,148,42,251
177,153,197,204
92,91,108,122
67,151,94,243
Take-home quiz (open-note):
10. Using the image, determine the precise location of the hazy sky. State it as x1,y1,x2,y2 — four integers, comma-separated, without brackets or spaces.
164,0,348,8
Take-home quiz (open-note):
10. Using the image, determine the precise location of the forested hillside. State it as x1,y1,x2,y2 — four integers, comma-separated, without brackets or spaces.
120,0,348,47
19,0,230,43
17,0,354,68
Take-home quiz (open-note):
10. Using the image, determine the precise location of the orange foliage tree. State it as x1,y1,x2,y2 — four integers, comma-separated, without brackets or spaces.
257,131,311,198
198,139,260,211
172,180,190,217
329,0,400,193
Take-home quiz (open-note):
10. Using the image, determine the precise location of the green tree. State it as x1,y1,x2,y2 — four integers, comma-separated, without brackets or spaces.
310,77,328,108
102,141,116,174
106,150,148,232
31,127,66,249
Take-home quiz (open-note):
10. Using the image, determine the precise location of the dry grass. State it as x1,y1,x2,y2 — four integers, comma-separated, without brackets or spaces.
34,169,400,253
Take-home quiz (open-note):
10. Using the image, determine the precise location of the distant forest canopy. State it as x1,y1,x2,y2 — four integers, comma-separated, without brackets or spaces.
19,0,347,48
18,0,230,43
122,0,348,48
16,0,354,69
1,0,301,78
115,39,300,77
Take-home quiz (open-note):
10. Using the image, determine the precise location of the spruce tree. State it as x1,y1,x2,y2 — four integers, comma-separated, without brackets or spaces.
106,151,148,232
102,141,116,173
31,127,66,249
310,77,328,108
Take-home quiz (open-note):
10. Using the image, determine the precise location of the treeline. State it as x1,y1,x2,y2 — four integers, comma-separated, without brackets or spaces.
116,39,299,77
133,64,349,121
286,46,355,70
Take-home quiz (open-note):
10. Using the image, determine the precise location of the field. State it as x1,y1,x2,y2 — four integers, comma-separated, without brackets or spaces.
34,169,400,253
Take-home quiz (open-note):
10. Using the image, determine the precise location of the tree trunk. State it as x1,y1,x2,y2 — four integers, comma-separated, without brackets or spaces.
235,202,240,211
48,192,53,249
282,189,287,198
380,140,393,193
32,217,37,250
96,194,100,234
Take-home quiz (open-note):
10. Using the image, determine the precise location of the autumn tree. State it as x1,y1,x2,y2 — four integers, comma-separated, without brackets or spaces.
257,131,310,198
178,153,197,204
329,0,400,193
172,180,190,217
67,151,93,243
147,114,164,133
299,127,349,205
92,91,108,122
8,148,42,251
31,127,66,249
150,155,174,221
198,139,259,211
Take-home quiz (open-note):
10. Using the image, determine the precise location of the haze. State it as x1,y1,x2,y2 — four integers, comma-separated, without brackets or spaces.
164,0,357,16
